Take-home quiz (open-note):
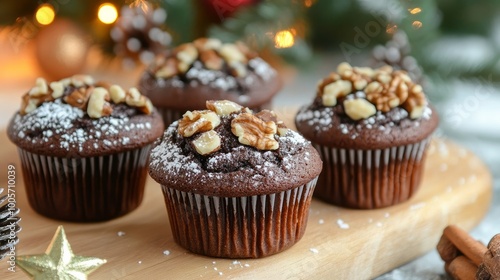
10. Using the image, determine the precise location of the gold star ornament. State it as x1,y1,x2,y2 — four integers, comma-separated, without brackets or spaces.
16,226,107,279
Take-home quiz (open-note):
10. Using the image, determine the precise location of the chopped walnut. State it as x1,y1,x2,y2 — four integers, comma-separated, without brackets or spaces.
231,112,278,150
178,110,221,137
20,93,53,115
155,58,179,78
366,70,415,112
193,38,222,51
64,86,93,109
71,74,94,87
200,49,224,71
174,43,198,67
87,87,113,118
206,100,243,116
402,84,427,119
28,78,49,97
219,43,247,64
343,98,377,120
125,87,153,114
50,81,65,99
109,85,126,104
192,130,221,155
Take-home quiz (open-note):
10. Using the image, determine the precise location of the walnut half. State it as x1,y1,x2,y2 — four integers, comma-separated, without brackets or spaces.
178,110,221,137
231,113,278,150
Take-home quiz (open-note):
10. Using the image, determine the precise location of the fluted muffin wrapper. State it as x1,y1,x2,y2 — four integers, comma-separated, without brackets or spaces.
18,146,151,222
161,177,318,258
157,102,272,127
313,138,431,209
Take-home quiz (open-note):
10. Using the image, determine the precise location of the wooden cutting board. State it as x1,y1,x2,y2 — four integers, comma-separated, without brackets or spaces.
0,129,492,279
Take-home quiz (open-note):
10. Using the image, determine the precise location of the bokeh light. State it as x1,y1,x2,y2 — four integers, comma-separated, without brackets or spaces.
98,3,118,24
274,30,295,49
35,4,55,26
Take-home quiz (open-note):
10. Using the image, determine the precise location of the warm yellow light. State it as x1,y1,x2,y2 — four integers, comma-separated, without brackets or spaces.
98,3,118,24
35,4,55,26
274,30,295,49
409,7,422,14
412,20,423,29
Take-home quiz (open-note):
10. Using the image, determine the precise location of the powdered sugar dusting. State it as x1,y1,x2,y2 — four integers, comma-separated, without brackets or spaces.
11,99,153,153
150,123,202,178
150,115,315,189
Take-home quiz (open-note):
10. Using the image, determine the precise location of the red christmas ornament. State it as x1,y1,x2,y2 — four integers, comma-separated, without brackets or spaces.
204,0,259,20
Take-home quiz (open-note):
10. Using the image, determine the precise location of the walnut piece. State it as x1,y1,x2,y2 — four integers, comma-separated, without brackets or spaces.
231,113,278,150
87,87,113,118
206,100,243,116
402,84,427,119
50,81,64,98
109,85,126,103
322,80,352,106
125,87,153,114
365,70,419,113
64,86,93,109
200,50,224,70
178,110,221,137
71,74,94,87
193,38,222,51
343,99,376,120
219,43,246,64
20,93,53,115
175,43,198,72
192,130,221,155
155,58,179,78
28,78,49,97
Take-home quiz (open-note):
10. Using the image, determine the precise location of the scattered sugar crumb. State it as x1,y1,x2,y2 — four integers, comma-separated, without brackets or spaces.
117,231,126,237
138,261,142,264
318,219,324,225
219,272,223,276
410,202,426,210
214,267,218,271
310,248,319,254
232,260,240,265
336,219,350,229
163,250,171,256
384,213,390,218
212,261,217,264
244,264,250,267
376,222,383,227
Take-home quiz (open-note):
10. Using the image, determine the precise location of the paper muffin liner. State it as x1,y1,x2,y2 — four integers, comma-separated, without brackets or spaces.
161,177,318,258
157,102,272,127
313,138,431,209
18,145,151,222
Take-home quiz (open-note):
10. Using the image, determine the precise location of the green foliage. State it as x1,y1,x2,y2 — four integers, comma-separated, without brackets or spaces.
160,0,195,44
208,0,310,63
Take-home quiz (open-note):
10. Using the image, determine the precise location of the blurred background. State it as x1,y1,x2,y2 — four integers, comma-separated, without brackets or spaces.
0,0,499,278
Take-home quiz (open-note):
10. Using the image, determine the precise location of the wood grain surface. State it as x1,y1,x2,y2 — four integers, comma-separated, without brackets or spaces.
0,130,492,279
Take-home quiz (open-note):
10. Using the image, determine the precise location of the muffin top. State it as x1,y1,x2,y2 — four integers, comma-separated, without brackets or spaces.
8,75,164,157
138,38,281,111
295,63,439,149
149,100,322,197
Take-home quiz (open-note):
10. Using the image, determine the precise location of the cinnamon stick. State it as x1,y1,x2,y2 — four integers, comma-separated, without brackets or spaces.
448,256,478,280
444,225,487,266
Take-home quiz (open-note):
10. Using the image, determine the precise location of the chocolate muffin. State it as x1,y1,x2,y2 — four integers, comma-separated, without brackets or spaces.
149,100,322,258
138,38,281,126
295,63,439,209
8,75,164,222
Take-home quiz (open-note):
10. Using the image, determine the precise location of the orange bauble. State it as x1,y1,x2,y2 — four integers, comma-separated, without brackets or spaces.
35,19,90,80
